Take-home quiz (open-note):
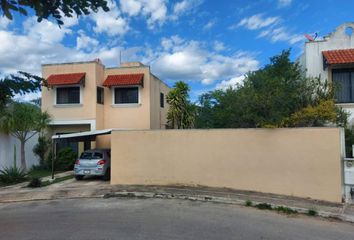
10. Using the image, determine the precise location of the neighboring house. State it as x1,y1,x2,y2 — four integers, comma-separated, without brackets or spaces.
41,60,170,153
299,22,354,122
0,133,39,170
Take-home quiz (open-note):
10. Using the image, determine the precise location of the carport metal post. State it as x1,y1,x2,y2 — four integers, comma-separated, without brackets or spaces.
51,137,57,180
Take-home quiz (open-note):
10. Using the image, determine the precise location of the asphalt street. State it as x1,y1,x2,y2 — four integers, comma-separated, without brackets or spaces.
0,198,353,240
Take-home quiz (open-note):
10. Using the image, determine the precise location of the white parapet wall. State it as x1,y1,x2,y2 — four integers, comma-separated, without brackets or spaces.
0,132,39,170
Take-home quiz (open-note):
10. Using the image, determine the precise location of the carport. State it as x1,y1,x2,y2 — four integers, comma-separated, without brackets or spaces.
51,129,113,179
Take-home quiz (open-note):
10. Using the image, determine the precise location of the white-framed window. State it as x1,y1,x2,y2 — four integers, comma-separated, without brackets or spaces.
54,85,82,105
112,86,140,106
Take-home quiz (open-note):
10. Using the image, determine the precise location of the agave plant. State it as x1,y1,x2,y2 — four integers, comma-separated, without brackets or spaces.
0,166,27,184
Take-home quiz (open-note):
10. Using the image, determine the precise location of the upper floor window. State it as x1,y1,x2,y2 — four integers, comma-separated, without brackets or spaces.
114,87,139,104
160,92,164,108
56,87,80,104
97,87,104,104
333,69,354,103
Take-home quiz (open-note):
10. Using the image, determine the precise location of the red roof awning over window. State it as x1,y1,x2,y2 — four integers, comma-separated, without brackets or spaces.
322,49,354,65
103,74,144,87
47,73,86,86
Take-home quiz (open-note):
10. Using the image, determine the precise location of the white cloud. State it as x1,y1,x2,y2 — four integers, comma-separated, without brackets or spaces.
258,27,303,44
119,0,167,29
0,17,134,75
236,13,302,45
0,17,10,29
119,0,142,16
172,0,203,20
236,14,279,30
23,16,78,44
203,19,216,30
76,31,99,51
213,41,225,51
278,0,292,7
151,36,259,85
161,35,184,51
215,75,245,90
91,1,129,36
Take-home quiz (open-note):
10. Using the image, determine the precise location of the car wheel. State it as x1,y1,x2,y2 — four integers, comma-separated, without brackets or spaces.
75,175,84,180
102,168,110,181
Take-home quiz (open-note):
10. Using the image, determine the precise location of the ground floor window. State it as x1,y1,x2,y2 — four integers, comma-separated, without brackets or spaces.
333,69,354,103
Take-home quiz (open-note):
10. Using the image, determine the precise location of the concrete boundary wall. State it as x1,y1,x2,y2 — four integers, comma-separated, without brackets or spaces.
111,128,343,202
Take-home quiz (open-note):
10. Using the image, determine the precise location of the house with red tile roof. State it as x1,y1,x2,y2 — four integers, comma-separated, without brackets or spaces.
41,60,170,152
299,22,354,123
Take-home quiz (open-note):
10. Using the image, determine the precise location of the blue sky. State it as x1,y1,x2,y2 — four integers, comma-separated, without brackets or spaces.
0,0,353,101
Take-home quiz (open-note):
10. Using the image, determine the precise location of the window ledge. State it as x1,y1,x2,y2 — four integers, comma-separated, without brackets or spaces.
54,104,83,108
111,103,141,108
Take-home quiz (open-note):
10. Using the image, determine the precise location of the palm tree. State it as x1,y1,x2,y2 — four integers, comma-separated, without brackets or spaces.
166,81,195,129
0,102,50,170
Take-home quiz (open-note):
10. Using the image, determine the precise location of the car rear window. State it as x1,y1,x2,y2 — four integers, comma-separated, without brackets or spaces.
80,152,103,159
93,152,103,159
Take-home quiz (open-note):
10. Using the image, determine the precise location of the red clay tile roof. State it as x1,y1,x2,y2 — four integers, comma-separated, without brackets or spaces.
322,49,354,65
47,73,85,86
103,73,144,87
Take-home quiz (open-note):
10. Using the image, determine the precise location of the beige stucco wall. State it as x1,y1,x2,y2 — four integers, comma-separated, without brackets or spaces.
103,66,151,130
111,128,343,202
42,62,101,121
150,74,170,129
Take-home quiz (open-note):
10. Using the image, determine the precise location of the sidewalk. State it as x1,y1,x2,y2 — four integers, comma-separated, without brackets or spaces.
105,185,354,223
1,181,354,223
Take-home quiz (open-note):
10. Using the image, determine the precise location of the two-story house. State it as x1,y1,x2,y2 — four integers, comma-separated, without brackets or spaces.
41,60,170,153
299,22,354,123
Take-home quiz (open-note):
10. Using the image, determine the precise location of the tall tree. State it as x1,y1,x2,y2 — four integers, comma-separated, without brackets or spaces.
0,0,109,26
0,102,50,170
166,81,195,129
196,50,347,128
0,71,45,110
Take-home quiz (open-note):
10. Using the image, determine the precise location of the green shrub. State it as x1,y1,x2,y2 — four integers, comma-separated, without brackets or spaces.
27,177,42,188
33,136,51,166
307,209,318,216
255,203,273,210
29,164,48,171
275,206,298,214
0,166,27,184
53,148,77,171
245,200,253,206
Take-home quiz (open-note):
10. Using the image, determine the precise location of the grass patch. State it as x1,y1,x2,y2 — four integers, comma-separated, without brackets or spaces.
41,175,74,187
275,206,298,214
245,200,253,206
255,203,273,210
27,169,52,178
307,209,318,216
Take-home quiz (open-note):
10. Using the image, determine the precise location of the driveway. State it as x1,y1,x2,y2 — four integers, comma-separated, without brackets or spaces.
0,198,354,240
0,175,110,202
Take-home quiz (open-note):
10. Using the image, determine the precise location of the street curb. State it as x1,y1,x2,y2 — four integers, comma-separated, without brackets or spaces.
103,191,354,223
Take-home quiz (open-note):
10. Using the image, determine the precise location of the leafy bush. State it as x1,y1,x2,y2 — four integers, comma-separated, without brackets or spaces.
307,209,318,216
280,99,348,127
27,177,42,188
275,206,298,214
245,200,253,206
33,135,51,166
0,166,27,184
255,203,273,210
54,148,77,171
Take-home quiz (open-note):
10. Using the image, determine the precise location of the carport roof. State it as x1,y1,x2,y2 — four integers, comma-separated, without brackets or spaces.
52,129,113,142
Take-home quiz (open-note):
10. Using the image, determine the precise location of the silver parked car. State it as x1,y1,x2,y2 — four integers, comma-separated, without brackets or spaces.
74,149,111,181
